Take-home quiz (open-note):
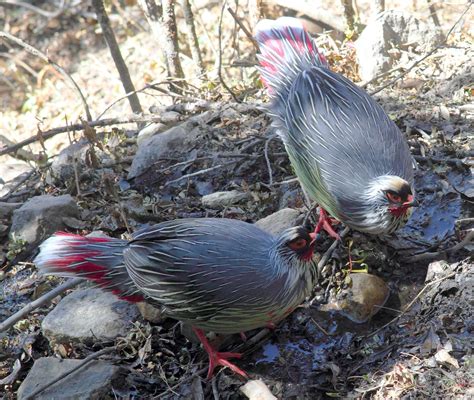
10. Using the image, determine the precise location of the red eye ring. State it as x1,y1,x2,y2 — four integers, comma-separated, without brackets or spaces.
288,238,308,251
386,192,402,203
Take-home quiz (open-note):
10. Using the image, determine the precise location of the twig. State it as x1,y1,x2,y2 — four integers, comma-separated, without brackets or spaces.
163,160,239,187
310,317,330,336
317,226,350,276
0,278,82,332
0,168,41,201
263,134,276,186
403,230,474,263
92,0,142,117
0,0,67,18
227,7,259,50
23,347,116,400
180,0,205,76
0,114,183,157
370,1,473,95
0,31,92,121
211,376,220,400
366,272,457,338
218,1,239,102
161,0,185,92
154,367,208,398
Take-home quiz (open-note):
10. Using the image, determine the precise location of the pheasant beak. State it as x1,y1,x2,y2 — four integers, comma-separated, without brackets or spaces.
403,194,419,207
309,231,317,245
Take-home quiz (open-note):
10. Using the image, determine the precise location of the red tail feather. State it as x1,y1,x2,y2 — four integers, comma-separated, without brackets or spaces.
35,232,143,302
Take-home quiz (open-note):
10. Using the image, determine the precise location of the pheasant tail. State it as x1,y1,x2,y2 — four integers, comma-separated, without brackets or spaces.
34,233,143,302
255,17,327,94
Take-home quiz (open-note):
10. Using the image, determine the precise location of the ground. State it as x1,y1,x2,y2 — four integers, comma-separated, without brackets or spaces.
0,1,472,399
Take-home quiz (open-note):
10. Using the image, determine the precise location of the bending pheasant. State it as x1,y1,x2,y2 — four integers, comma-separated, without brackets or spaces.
35,218,317,378
255,18,417,237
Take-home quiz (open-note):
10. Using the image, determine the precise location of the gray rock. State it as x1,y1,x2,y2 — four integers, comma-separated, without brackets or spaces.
201,190,249,209
50,140,112,185
256,208,303,236
128,120,203,179
355,11,443,81
10,195,80,250
17,357,124,400
42,288,139,346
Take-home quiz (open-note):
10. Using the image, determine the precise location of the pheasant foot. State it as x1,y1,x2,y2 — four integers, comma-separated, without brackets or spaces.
315,208,340,240
193,327,248,379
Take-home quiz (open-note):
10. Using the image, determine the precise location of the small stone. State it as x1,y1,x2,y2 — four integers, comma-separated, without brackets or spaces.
136,302,163,323
256,208,303,236
425,260,449,282
137,122,167,146
10,195,80,251
17,357,124,400
201,190,249,208
42,288,139,346
320,273,390,323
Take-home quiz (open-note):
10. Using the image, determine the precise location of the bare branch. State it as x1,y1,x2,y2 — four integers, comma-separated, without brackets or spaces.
91,0,143,117
180,0,205,76
0,0,68,18
0,114,185,157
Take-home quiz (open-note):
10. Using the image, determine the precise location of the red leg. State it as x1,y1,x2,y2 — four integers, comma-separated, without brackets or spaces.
192,327,248,380
314,208,340,240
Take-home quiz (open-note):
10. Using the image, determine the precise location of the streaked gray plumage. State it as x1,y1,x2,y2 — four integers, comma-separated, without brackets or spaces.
34,218,317,335
256,17,416,234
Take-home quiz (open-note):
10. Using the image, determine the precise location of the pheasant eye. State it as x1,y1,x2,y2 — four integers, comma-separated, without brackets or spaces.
288,238,307,251
386,192,402,203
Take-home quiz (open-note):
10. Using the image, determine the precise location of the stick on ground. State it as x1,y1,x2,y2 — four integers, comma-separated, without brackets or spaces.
22,347,115,400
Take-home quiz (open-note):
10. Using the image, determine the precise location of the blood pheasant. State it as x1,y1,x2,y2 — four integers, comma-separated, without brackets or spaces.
255,17,417,237
35,218,317,378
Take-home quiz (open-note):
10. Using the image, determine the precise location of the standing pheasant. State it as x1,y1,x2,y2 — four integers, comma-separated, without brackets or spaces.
255,17,417,237
34,218,317,379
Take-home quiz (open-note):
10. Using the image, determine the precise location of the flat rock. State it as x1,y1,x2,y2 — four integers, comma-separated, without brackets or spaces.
201,190,249,209
9,194,80,251
128,120,203,180
355,10,442,81
17,357,124,400
42,288,139,346
255,208,303,236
